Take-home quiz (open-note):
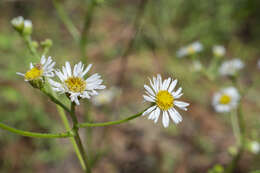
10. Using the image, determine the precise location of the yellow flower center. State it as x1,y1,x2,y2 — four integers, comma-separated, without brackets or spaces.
65,77,86,93
25,67,43,80
219,94,231,104
187,46,195,55
156,90,174,110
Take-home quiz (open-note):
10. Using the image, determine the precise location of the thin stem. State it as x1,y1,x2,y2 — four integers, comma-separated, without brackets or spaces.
78,110,145,128
23,35,40,59
52,0,80,42
0,122,73,138
70,102,91,173
41,88,70,113
80,0,97,63
117,0,149,85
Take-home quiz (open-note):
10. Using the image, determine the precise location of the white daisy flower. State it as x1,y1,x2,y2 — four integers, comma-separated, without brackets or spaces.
219,58,244,76
177,41,203,58
11,16,24,31
16,55,55,81
249,141,260,154
92,87,120,106
49,61,106,105
213,45,225,57
142,74,189,128
212,87,240,113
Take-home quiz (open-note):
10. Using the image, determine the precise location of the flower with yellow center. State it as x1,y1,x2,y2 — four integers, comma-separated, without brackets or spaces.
212,87,240,113
213,45,225,57
17,56,55,82
49,61,106,105
142,74,189,128
177,41,203,58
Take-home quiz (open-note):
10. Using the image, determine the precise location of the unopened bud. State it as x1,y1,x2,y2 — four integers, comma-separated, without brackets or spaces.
11,16,24,33
23,20,33,35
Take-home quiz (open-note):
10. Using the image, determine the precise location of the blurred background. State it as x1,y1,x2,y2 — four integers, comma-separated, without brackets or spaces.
0,0,260,172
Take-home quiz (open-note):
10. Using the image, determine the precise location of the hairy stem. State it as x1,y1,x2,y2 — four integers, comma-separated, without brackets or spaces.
70,102,91,173
0,122,73,138
78,110,145,128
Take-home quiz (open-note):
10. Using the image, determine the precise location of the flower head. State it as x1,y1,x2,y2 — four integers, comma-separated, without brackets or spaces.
49,62,106,105
17,56,55,81
142,74,189,128
212,87,240,113
11,16,24,32
177,41,203,58
213,45,225,57
249,141,260,154
92,87,120,106
219,58,244,76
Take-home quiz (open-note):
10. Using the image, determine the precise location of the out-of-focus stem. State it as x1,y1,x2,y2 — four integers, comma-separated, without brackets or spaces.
80,0,97,63
53,0,80,42
117,0,149,86
23,35,40,59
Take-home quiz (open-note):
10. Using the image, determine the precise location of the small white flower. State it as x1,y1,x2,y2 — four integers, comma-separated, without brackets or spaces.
11,16,24,30
142,74,189,128
192,60,202,72
219,58,244,76
212,87,240,113
257,59,260,69
249,141,260,154
23,19,32,35
16,56,55,81
49,61,106,105
213,45,225,57
92,87,120,106
177,41,203,58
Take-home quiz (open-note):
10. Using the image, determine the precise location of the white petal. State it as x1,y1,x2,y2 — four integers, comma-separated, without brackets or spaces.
40,56,46,65
65,61,72,77
168,79,177,93
144,85,155,96
173,87,182,97
174,101,189,110
142,105,157,116
169,108,182,124
162,111,169,128
81,64,92,77
16,72,25,76
154,107,160,123
143,95,155,102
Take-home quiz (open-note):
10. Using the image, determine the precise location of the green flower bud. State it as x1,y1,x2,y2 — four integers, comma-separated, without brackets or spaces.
11,16,24,33
41,39,53,48
22,20,33,35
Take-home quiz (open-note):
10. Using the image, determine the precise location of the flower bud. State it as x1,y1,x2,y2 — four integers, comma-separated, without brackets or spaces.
41,39,53,48
32,41,39,49
11,16,24,33
22,20,33,35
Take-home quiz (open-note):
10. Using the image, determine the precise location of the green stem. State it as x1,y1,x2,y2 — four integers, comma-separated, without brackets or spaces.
41,88,70,113
52,0,80,42
70,102,91,173
80,0,97,63
23,35,40,59
0,122,73,138
78,110,145,128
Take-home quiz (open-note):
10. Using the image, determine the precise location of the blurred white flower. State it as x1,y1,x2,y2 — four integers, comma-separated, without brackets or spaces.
11,16,24,31
219,58,244,76
92,87,120,106
142,74,189,128
49,62,105,105
177,41,203,58
213,45,225,57
17,56,55,81
23,19,33,35
192,60,202,72
258,59,260,69
249,141,260,154
212,87,240,113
